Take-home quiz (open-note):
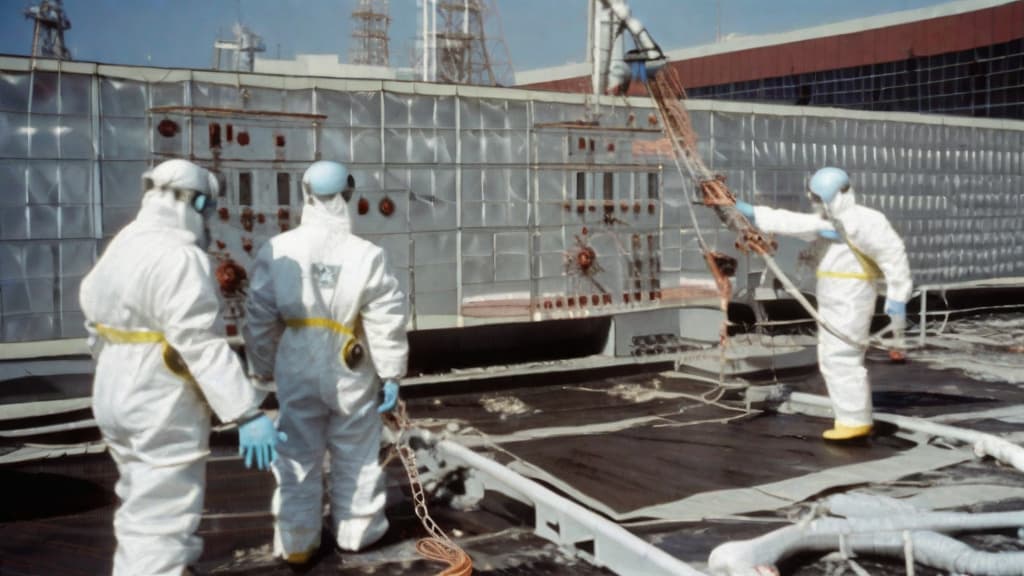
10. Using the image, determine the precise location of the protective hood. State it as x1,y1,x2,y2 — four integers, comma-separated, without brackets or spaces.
824,187,857,219
138,188,210,248
301,193,352,233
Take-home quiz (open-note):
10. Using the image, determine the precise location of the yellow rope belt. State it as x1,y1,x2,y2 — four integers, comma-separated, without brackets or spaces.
284,317,355,338
93,323,192,380
816,270,873,280
94,323,165,343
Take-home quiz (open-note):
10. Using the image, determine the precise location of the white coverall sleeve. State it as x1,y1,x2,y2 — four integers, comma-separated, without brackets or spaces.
752,205,834,242
153,247,259,423
243,242,283,379
848,214,914,303
360,248,409,380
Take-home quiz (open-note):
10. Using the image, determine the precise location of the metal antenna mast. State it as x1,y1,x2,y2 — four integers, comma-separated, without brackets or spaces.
431,0,513,86
24,0,71,60
350,0,391,66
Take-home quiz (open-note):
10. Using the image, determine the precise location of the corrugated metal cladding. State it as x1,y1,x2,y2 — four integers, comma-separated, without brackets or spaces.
0,57,1022,343
525,1,1024,119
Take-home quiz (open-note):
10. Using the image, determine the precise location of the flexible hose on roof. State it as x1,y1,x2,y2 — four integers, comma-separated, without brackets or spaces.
708,494,1024,576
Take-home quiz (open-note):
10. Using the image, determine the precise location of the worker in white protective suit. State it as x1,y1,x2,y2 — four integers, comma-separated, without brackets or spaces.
244,160,408,564
735,167,913,441
80,158,282,576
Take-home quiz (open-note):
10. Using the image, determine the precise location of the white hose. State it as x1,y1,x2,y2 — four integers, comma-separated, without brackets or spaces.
708,495,1024,576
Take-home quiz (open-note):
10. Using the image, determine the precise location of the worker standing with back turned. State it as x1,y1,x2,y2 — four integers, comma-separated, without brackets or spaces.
80,158,281,576
244,160,409,564
735,166,913,441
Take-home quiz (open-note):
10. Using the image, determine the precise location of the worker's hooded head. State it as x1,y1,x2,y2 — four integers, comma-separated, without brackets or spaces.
808,166,856,218
141,159,219,248
301,160,354,227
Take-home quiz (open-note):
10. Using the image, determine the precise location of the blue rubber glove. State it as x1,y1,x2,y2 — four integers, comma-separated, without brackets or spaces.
238,414,284,471
735,201,755,223
377,379,399,414
884,298,907,316
884,298,907,334
818,228,841,241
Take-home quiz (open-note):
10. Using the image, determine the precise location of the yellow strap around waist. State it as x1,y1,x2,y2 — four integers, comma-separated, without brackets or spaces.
816,270,872,280
94,323,165,344
284,317,354,338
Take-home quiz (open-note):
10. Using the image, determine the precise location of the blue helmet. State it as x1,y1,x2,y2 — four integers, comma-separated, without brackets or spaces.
808,167,850,204
302,161,353,197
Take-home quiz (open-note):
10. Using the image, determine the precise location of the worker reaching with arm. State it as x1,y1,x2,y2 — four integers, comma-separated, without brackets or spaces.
79,159,280,576
734,167,913,441
244,160,409,564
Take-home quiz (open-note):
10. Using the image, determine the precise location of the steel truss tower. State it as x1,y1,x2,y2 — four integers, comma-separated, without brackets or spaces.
24,0,71,60
430,0,513,86
350,0,391,66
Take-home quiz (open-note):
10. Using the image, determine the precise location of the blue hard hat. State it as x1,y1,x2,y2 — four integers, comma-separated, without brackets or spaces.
302,161,352,197
808,167,850,203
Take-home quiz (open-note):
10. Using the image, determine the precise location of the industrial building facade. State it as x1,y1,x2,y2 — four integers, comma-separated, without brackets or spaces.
520,0,1024,119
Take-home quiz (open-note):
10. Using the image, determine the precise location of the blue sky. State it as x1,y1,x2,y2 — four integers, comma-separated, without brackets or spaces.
1,0,955,71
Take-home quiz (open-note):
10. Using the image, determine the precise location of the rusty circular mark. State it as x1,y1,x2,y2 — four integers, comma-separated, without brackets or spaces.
591,294,600,306
357,197,370,215
225,324,238,337
215,240,226,250
620,201,629,212
648,203,656,215
543,300,552,310
633,202,641,213
579,296,587,307
576,203,585,214
577,137,587,150
581,226,588,235
563,202,571,212
379,196,395,216
237,131,250,146
275,134,286,147
647,113,658,126
623,292,630,303
256,213,266,224
215,259,248,296
242,238,254,253
576,247,596,272
587,204,596,212
634,291,642,301
603,294,613,305
606,142,615,152
217,207,229,221
157,119,179,138
555,299,563,308
567,297,575,307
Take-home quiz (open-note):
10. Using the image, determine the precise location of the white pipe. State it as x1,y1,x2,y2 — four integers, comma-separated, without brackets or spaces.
433,436,706,576
787,392,1024,474
711,527,1024,576
709,494,1024,576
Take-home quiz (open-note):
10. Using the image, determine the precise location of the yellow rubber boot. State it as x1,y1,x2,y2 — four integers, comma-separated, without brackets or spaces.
283,547,317,565
822,422,873,441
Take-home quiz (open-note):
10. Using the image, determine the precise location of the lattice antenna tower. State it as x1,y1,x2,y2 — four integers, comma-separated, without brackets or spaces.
434,0,513,86
350,0,391,66
24,0,71,60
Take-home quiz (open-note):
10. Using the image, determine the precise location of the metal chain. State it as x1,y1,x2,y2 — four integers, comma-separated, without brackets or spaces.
383,400,473,575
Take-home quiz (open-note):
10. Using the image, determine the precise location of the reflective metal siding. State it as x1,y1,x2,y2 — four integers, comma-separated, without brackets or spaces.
1,58,1022,342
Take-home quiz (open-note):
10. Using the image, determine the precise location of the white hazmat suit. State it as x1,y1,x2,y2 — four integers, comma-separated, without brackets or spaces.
80,159,264,575
745,167,912,439
244,161,409,561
